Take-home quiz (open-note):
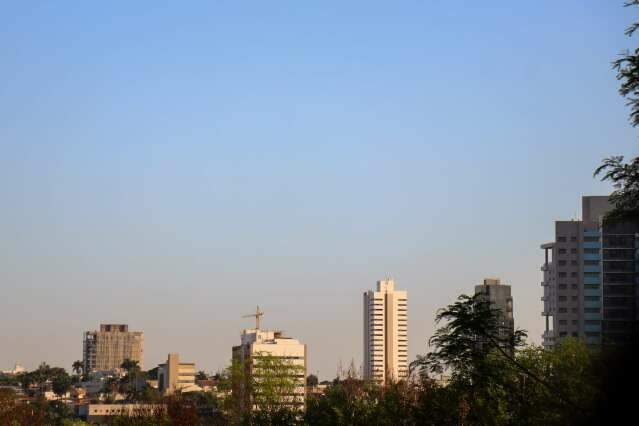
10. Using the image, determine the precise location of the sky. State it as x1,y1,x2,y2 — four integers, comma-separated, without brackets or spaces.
1,1,638,378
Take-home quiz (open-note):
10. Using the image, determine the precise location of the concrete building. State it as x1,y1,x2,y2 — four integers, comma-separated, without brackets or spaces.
600,218,639,345
2,363,26,375
541,196,613,348
77,404,164,423
157,353,201,395
232,328,307,413
363,279,408,383
83,324,144,372
474,278,514,342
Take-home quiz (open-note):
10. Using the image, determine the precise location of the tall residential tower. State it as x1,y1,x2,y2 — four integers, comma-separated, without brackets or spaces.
363,279,408,383
540,196,612,348
474,278,514,341
83,324,144,373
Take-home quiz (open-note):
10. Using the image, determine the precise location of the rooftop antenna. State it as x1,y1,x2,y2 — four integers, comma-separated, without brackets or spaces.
242,305,264,330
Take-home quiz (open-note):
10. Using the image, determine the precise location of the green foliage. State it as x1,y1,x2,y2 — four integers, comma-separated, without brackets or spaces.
52,373,72,397
306,375,318,387
146,366,159,380
613,0,639,126
594,155,639,221
71,361,83,376
412,294,526,383
596,1,639,221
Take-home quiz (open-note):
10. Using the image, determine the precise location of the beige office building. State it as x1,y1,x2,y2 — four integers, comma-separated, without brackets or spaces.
363,279,408,383
83,324,144,372
232,328,307,413
157,353,200,395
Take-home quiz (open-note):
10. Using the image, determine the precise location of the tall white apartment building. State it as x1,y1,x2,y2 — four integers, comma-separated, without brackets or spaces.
232,328,307,413
363,279,408,383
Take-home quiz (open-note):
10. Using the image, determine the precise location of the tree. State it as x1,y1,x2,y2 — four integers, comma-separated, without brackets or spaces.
51,373,72,397
411,294,526,383
306,374,319,387
120,359,140,373
613,0,639,127
72,360,83,376
227,352,304,424
410,294,599,425
595,1,639,220
594,156,639,220
195,370,208,381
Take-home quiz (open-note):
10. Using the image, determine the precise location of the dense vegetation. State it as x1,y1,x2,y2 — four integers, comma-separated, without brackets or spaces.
2,294,637,425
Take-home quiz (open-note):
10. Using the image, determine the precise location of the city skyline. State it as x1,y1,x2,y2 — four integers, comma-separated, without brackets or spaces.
1,1,638,379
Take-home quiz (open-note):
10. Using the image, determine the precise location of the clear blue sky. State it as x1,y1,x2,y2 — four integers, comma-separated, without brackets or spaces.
1,1,637,377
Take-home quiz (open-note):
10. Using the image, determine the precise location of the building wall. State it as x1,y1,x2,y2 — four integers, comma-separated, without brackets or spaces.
601,219,639,345
474,278,514,342
363,279,408,383
541,196,612,349
83,324,144,372
232,329,307,413
158,353,197,395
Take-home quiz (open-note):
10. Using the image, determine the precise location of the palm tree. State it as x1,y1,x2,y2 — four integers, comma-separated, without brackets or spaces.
72,360,83,376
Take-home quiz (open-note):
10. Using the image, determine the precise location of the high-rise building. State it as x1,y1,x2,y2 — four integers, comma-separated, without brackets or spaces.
474,278,514,341
83,324,144,373
600,218,639,345
363,279,408,383
232,328,307,413
157,353,200,395
541,196,612,349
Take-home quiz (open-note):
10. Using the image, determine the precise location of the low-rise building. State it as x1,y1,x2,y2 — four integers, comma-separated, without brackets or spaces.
77,403,165,423
157,353,201,395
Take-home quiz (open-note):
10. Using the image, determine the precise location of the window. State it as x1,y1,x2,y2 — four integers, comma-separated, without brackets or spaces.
558,236,567,242
571,284,578,289
584,260,599,266
584,284,600,290
572,320,578,325
585,296,600,301
571,260,578,266
584,248,599,254
584,308,600,313
571,248,577,254
559,332,567,337
558,308,567,313
603,235,634,248
572,332,578,337
558,284,567,290
558,248,567,254
571,296,578,301
558,260,567,266
570,236,577,242
603,285,633,295
585,320,600,325
559,320,567,325
572,308,578,313
558,296,567,301
603,249,634,260
558,272,567,278
584,272,600,278
584,236,599,242
570,272,577,277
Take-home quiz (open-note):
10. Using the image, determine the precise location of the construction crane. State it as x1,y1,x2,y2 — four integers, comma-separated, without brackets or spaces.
242,305,264,329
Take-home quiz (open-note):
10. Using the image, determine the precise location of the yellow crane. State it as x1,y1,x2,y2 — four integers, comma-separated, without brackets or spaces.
242,305,264,329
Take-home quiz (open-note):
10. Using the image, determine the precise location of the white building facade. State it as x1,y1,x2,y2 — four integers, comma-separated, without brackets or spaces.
363,279,408,383
232,329,307,413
